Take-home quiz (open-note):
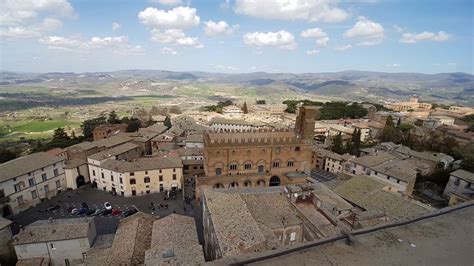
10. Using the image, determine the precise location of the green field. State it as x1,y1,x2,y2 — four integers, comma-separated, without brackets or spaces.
10,120,80,132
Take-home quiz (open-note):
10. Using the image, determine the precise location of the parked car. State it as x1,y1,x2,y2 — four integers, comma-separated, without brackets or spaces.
93,208,105,216
46,204,60,212
123,208,138,217
81,202,89,209
111,209,122,216
104,202,112,210
71,208,80,215
102,209,112,216
85,208,96,216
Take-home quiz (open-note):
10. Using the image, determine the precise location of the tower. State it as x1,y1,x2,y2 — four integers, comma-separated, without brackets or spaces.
295,106,318,140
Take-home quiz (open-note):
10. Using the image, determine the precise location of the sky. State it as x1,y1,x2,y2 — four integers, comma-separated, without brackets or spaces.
0,0,472,74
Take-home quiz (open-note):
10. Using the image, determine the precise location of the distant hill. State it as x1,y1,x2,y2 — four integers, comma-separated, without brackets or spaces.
0,70,472,106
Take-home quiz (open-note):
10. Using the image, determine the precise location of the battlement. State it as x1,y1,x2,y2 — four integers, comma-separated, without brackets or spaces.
204,128,308,146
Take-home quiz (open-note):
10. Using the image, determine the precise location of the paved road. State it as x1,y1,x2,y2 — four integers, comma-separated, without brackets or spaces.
8,183,198,235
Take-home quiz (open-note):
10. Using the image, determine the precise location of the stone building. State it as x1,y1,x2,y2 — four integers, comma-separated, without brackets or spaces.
89,156,182,196
13,218,96,265
92,124,128,141
0,217,14,264
0,153,66,216
196,106,317,197
385,95,432,112
443,169,474,205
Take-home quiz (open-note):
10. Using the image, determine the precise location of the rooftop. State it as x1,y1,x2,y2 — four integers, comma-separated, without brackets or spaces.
333,175,431,219
13,218,93,245
371,159,417,183
0,152,64,182
144,214,204,265
88,142,138,161
0,217,12,229
211,117,266,127
63,158,87,169
187,133,204,143
450,169,474,183
351,152,396,168
107,212,156,265
101,156,182,173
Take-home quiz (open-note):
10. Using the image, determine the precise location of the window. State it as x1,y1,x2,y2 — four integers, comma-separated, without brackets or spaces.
172,174,177,180
229,164,237,171
244,163,252,170
28,178,35,187
295,147,300,151
273,161,280,168
111,175,114,182
44,185,49,193
144,177,151,183
258,165,264,173
31,190,38,199
14,183,22,192
173,168,176,172
287,161,294,167
53,169,59,176
42,173,47,181
145,171,148,175
92,170,96,176
56,180,61,188
101,173,105,179
159,169,162,174
159,176,163,182
275,147,281,153
17,196,24,205
119,178,123,184
130,179,136,185
50,243,55,250
130,172,135,176
290,232,296,241
216,168,222,176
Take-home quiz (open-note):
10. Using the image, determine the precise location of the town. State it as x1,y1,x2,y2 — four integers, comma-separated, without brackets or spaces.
0,96,472,265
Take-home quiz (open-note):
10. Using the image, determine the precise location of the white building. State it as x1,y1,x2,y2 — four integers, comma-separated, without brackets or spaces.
13,218,96,265
443,169,474,205
0,152,66,216
210,117,268,132
222,105,244,118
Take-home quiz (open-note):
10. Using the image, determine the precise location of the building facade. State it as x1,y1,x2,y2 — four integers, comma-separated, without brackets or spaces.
90,157,183,196
443,169,474,205
0,153,66,217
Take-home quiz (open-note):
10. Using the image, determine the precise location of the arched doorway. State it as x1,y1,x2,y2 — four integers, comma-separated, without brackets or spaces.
229,182,239,188
269,176,281,186
213,183,224,189
76,175,85,188
2,205,12,217
256,180,266,187
243,180,252,187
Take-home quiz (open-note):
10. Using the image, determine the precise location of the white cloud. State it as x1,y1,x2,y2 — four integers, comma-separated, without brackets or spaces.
386,63,400,67
0,0,73,39
112,22,121,31
344,16,384,46
204,20,239,36
234,0,348,23
301,28,329,47
334,44,352,51
393,24,403,33
306,49,320,55
211,64,239,72
149,0,182,5
243,30,297,50
138,6,200,29
160,47,178,55
39,35,144,55
150,29,203,48
400,31,450,44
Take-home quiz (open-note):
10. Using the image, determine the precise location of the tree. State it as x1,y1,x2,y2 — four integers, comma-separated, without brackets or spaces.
380,116,396,142
53,127,70,141
126,118,142,132
352,129,361,156
107,111,121,124
164,116,172,129
0,147,17,163
331,133,345,155
256,100,266,104
242,101,248,114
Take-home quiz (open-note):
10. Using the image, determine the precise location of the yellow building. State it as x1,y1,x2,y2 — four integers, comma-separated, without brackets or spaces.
90,157,183,197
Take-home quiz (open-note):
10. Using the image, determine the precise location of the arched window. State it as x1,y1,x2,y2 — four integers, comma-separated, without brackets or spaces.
144,177,150,183
295,147,300,151
273,161,280,168
244,163,252,170
287,160,294,167
244,180,252,187
130,178,136,185
258,165,264,173
216,168,222,176
229,182,239,188
229,163,238,171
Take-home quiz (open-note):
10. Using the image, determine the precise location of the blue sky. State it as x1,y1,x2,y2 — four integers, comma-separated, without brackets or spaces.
0,0,472,74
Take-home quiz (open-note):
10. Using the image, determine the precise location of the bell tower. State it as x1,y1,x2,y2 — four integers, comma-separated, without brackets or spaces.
295,106,318,140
